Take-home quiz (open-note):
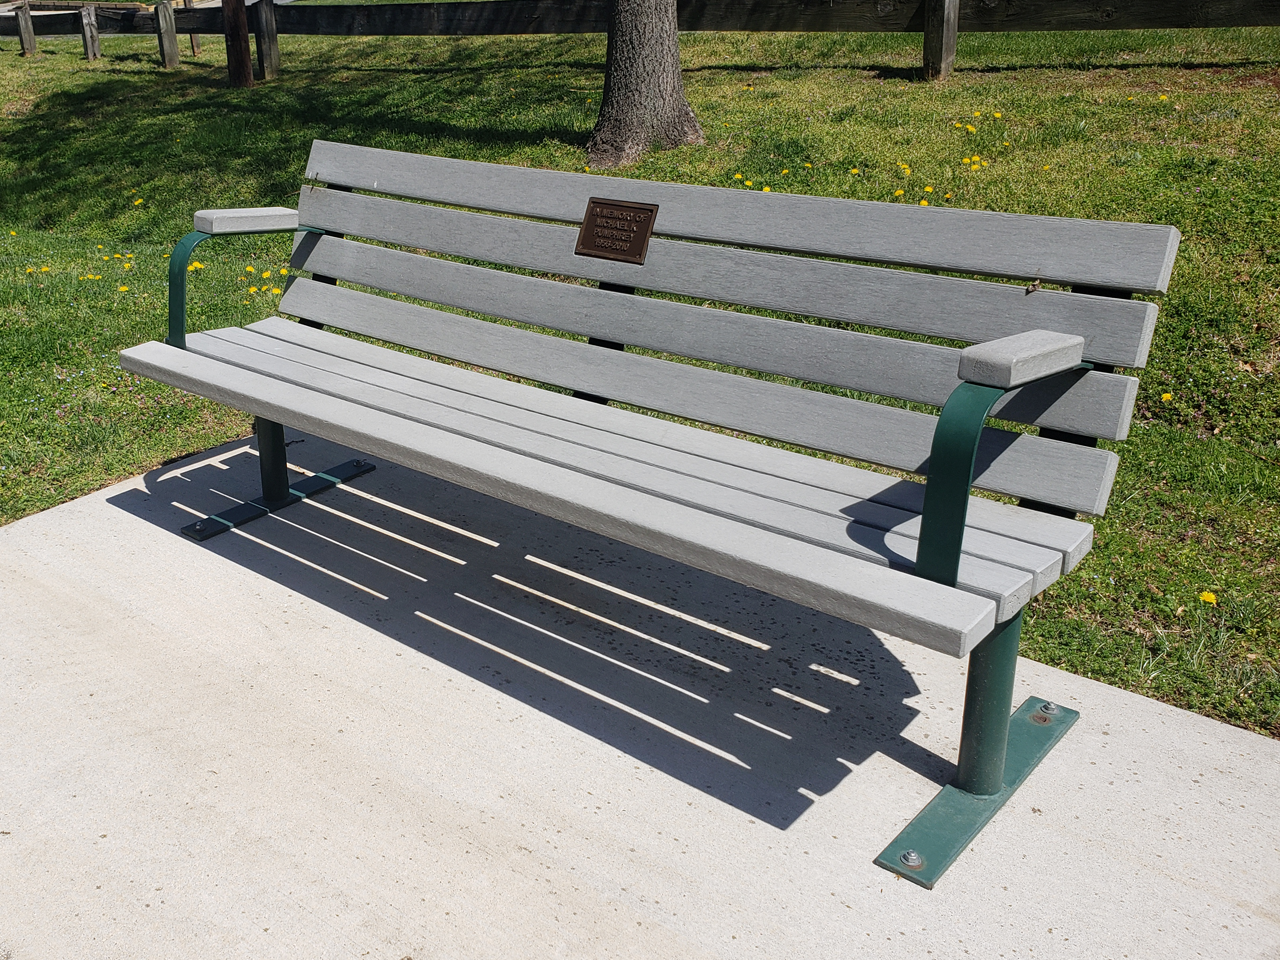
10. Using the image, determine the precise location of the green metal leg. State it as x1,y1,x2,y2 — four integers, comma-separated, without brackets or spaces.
874,611,1078,889
255,417,294,507
179,424,376,542
955,611,1023,795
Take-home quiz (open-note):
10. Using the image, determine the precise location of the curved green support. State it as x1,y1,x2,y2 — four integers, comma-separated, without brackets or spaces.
914,381,1006,588
165,224,323,350
167,230,212,350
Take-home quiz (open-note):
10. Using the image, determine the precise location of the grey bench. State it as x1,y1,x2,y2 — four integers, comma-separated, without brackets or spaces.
120,140,1180,889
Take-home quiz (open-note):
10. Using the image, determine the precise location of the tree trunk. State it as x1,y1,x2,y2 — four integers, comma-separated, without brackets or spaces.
586,0,703,168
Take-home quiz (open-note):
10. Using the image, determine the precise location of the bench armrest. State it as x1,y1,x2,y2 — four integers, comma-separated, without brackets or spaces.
167,213,319,350
915,345,1093,593
957,329,1085,388
193,207,300,235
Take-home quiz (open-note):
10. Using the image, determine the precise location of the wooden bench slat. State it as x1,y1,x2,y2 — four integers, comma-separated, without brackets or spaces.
248,316,1095,572
119,339,1000,657
305,140,1181,294
292,231,1141,440
198,323,1064,597
298,185,1160,370
278,279,1120,515
188,327,1038,616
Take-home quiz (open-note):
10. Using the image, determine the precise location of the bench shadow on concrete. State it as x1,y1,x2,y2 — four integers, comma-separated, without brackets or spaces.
106,431,954,830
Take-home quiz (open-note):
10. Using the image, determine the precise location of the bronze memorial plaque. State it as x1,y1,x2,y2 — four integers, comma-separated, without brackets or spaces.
574,198,660,265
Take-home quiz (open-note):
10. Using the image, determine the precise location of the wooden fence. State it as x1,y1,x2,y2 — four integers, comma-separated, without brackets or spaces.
4,0,1280,83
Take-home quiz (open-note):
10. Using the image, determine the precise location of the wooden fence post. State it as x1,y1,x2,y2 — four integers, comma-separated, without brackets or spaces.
254,0,280,81
16,2,37,57
80,4,101,61
223,0,254,87
923,0,959,81
155,0,180,67
183,0,201,56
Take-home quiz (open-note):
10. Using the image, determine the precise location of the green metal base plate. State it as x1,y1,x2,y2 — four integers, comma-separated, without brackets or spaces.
874,697,1079,889
180,458,375,542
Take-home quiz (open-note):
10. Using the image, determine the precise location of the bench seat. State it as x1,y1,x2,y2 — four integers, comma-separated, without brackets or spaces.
124,314,1092,657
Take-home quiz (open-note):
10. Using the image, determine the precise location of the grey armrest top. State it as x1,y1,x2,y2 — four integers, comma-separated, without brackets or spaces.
958,330,1086,389
193,207,299,235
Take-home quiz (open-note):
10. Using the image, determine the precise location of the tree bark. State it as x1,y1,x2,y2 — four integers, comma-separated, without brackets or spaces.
586,0,703,168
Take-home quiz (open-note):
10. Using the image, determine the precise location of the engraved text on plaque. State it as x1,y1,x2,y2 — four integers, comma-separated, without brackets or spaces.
574,198,659,266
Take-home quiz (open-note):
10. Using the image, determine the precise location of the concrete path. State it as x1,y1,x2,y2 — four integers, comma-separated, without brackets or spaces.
1,433,1276,959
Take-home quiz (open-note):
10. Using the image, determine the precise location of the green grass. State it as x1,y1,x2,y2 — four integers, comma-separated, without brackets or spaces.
2,27,1278,735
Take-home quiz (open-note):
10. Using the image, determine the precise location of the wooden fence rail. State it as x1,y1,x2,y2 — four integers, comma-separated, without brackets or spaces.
4,0,1280,81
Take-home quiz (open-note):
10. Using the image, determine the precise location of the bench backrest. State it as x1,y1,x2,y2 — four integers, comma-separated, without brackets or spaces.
284,140,1180,517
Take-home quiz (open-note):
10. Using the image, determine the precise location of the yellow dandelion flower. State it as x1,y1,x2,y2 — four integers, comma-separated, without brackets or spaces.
894,189,904,196
973,111,981,117
1128,97,1134,101
944,193,953,199
954,122,962,128
187,264,196,272
971,165,980,171
850,168,859,174
1161,392,1172,402
97,244,103,249
963,157,971,163
134,199,143,206
40,266,49,272
994,112,1002,118
925,186,934,192
25,267,33,273
114,253,122,258
781,169,789,174
125,253,133,258
249,286,258,293
1159,95,1168,100
745,181,752,186
1043,164,1051,170
584,166,590,172
9,231,15,236
193,262,204,269
123,263,133,270
804,163,812,168
1199,591,1217,605
118,285,128,291
982,161,989,166
966,125,976,133
103,256,110,261
279,268,287,275
762,186,771,192
163,254,169,258
734,173,742,179
246,266,254,273
272,287,281,294
1004,141,1010,146
972,155,980,161
919,200,929,206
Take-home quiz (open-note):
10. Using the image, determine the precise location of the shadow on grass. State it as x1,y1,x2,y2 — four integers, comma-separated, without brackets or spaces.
0,38,596,238
106,431,954,830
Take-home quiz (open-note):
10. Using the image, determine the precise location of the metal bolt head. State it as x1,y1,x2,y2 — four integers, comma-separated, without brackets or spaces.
899,848,923,868
1039,701,1061,716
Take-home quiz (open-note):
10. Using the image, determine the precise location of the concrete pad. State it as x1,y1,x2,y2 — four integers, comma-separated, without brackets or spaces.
1,432,1277,960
